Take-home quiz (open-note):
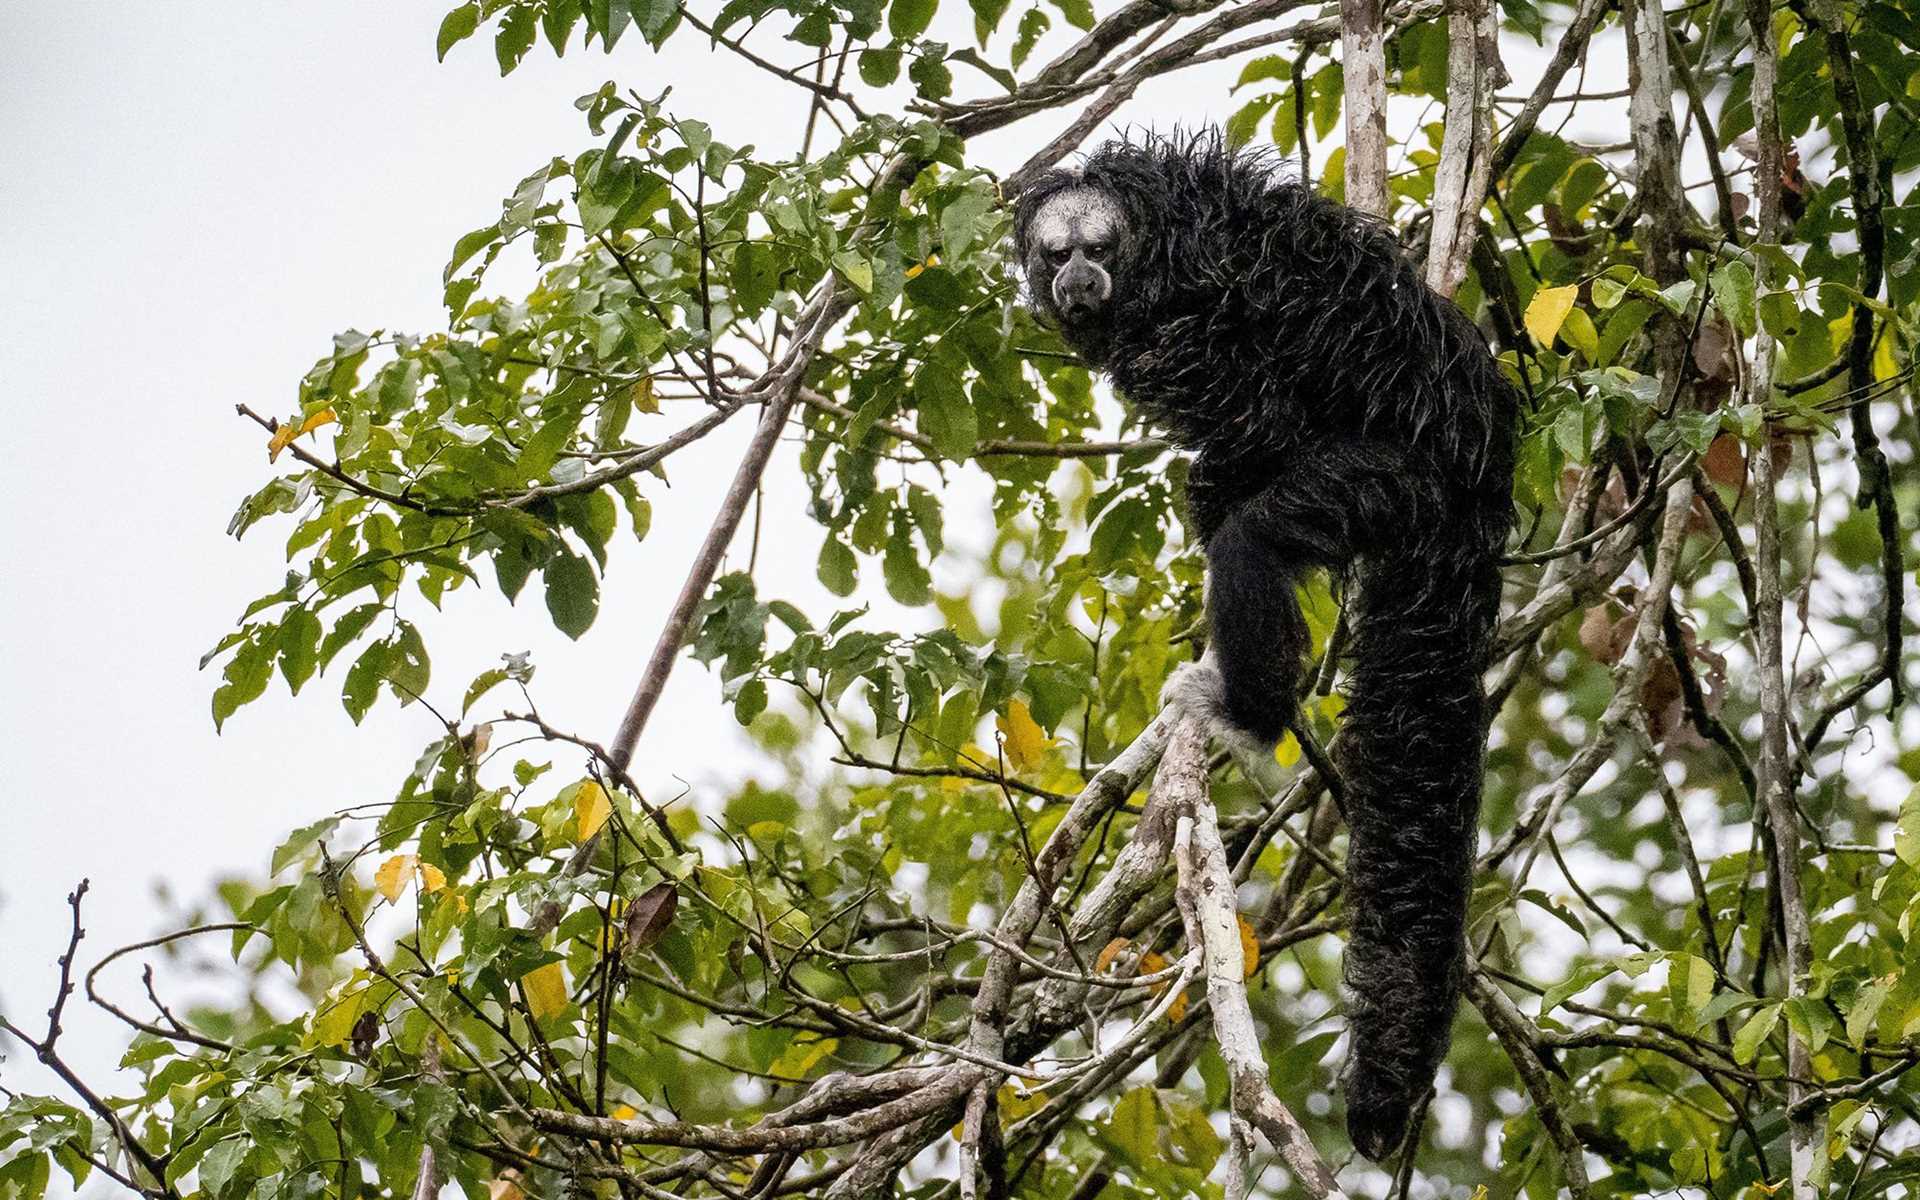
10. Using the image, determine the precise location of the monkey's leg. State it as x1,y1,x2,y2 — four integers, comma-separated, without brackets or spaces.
1161,509,1311,749
1336,550,1500,1161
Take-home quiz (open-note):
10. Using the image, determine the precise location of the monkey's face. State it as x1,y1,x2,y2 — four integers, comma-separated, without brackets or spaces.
1018,185,1131,350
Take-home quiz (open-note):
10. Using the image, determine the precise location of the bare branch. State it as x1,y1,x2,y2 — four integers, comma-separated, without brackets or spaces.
1166,718,1349,1198
1341,0,1390,216
1743,1,1818,1189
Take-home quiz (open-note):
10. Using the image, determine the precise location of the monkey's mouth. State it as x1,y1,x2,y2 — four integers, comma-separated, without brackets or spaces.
1060,302,1102,323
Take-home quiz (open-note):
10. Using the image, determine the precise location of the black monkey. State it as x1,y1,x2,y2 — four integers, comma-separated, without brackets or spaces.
1014,131,1518,1160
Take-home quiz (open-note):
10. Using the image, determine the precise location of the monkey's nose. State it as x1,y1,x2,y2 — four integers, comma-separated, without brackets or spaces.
1058,284,1104,317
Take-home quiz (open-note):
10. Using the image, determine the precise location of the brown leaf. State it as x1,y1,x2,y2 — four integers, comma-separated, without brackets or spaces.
1578,602,1631,666
1691,314,1737,390
1640,657,1683,742
1702,433,1747,489
621,881,678,956
1094,938,1132,975
1238,914,1261,980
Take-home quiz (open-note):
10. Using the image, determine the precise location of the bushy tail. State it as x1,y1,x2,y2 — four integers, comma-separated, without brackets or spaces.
1336,546,1501,1160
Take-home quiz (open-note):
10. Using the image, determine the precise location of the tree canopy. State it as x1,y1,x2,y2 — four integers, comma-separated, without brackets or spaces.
3,0,1918,1197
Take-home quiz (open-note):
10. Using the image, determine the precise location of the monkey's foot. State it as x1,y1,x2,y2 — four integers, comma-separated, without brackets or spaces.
1159,657,1276,762
1159,657,1230,725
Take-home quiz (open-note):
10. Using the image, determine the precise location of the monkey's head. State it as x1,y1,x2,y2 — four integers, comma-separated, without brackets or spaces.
1013,175,1136,364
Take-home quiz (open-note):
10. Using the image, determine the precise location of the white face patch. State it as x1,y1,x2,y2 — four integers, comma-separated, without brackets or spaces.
1027,186,1126,256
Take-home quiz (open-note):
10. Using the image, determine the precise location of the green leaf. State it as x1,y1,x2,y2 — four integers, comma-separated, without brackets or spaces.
386,622,431,704
1895,784,1920,866
1011,7,1049,67
733,678,768,725
1560,307,1600,361
1848,975,1894,1048
1050,0,1093,29
833,251,874,294
495,5,537,73
271,816,341,876
1710,260,1756,336
1686,953,1715,1016
342,642,388,724
436,2,480,60
276,607,322,694
858,48,901,86
1540,962,1615,1015
913,366,977,461
1732,1001,1781,1064
908,50,953,99
1225,94,1283,148
463,667,511,716
883,515,932,605
889,0,937,39
198,1138,249,1198
938,185,996,260
212,634,274,731
818,538,858,596
446,224,501,284
545,551,600,639
1099,1086,1159,1167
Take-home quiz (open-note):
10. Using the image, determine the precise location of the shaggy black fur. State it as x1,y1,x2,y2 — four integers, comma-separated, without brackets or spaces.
1015,131,1518,1160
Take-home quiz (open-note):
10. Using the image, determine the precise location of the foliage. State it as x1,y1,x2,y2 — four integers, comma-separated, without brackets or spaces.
3,0,1919,1197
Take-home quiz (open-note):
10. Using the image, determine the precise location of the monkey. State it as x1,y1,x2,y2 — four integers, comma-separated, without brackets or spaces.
1013,131,1519,1160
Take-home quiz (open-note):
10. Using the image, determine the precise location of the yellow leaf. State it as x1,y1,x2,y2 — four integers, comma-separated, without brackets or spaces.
1561,307,1600,360
599,897,629,954
522,961,568,1021
575,779,612,840
310,977,369,1048
1274,733,1301,767
418,863,447,894
1139,950,1168,983
772,1036,838,1079
997,1083,1046,1122
1238,914,1261,980
905,253,941,280
632,376,659,414
1095,938,1132,975
297,408,338,436
609,1104,638,1121
1524,284,1579,347
1168,989,1189,1024
997,700,1052,773
266,423,298,462
1875,328,1898,382
375,854,417,903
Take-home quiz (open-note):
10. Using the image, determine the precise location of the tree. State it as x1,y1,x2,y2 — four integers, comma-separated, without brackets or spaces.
2,0,1916,1196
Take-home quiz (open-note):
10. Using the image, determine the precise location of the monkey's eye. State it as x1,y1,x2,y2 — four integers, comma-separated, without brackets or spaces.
1085,243,1109,260
1049,248,1072,266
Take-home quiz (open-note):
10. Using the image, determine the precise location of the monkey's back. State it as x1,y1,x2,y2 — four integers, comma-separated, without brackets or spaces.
1082,135,1519,554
